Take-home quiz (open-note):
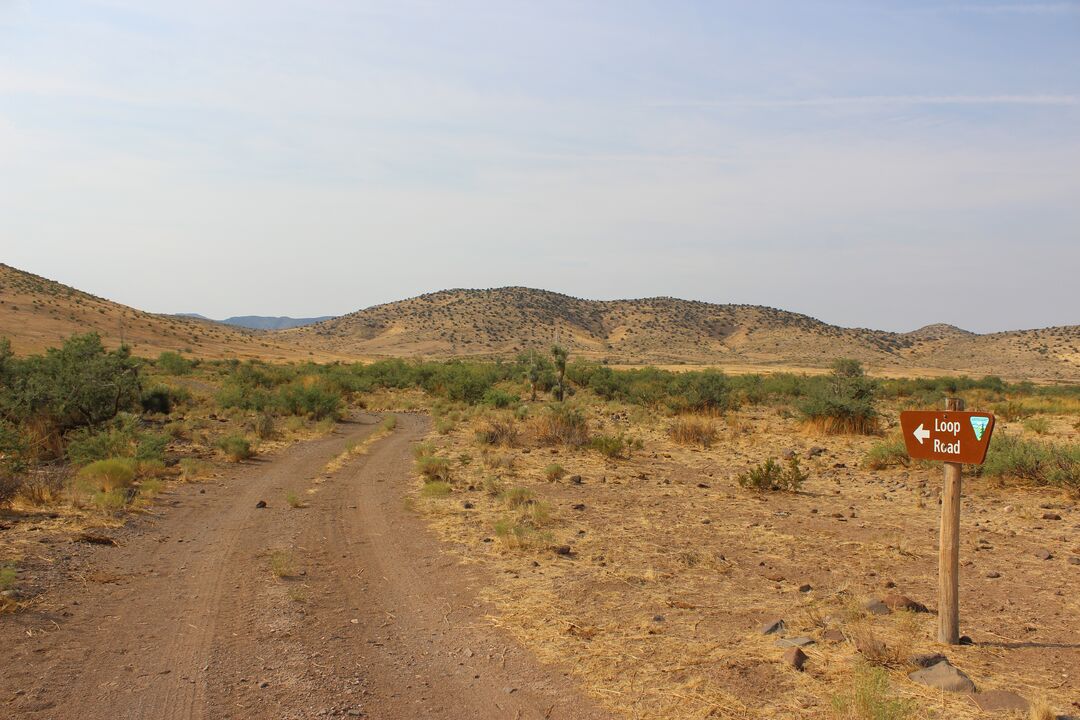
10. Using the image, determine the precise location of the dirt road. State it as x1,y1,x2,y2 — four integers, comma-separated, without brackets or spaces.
0,414,608,719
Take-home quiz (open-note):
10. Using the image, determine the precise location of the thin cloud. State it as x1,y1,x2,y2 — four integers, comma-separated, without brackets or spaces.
652,95,1080,109
947,3,1080,14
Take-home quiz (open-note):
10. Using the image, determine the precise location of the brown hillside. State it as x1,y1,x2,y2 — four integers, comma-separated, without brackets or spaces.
0,263,346,362
287,287,1080,381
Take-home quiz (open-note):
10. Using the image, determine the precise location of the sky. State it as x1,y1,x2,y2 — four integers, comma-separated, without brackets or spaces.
1,1,1078,333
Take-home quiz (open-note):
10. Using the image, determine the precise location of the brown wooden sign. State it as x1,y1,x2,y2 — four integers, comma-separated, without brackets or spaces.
899,410,995,464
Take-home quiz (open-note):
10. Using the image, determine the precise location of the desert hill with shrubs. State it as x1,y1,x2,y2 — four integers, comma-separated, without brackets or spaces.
287,287,1080,380
0,264,344,362
2,265,1076,380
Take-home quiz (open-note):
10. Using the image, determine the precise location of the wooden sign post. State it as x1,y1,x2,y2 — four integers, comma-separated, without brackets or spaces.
938,397,964,644
899,399,995,645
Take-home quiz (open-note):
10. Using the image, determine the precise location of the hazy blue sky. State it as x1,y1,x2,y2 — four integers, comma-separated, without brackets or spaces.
2,1,1078,332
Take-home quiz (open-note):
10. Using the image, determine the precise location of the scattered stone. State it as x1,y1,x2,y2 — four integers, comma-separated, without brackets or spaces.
697,482,711,489
255,500,267,509
1042,512,1062,521
833,463,846,469
71,530,119,548
910,653,947,668
908,661,976,693
1068,557,1080,566
864,599,891,616
781,450,796,460
986,571,1001,578
569,475,583,484
808,447,826,457
782,647,808,671
822,629,845,643
765,573,785,582
553,545,573,556
572,503,586,511
652,614,665,622
1035,549,1053,560
798,584,812,593
1002,505,1014,513
761,619,786,635
969,690,1029,713
462,501,474,509
775,636,815,648
959,635,975,646
883,593,928,613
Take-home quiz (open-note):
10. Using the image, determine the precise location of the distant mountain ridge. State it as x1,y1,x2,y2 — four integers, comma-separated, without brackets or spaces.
177,314,333,330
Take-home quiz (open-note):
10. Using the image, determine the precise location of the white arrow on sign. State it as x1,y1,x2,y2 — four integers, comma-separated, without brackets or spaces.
913,423,931,445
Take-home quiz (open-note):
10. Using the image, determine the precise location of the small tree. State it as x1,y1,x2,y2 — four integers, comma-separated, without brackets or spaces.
526,353,543,402
551,345,568,402
799,358,878,434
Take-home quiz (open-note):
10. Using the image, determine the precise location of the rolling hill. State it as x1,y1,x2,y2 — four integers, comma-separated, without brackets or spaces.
176,314,334,330
1,265,1076,380
0,264,346,362
286,287,1080,380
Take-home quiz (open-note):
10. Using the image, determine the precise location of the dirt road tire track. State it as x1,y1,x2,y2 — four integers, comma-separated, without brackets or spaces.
0,414,608,720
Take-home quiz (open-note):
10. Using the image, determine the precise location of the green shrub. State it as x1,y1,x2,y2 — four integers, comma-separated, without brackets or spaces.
0,563,15,592
255,412,276,440
216,435,253,462
864,437,910,470
590,433,629,459
65,414,142,465
157,351,193,375
543,463,566,481
482,388,519,409
738,456,806,492
77,457,136,492
381,415,398,431
798,359,878,435
993,401,1031,422
135,433,168,462
500,486,535,508
1023,417,1050,435
276,382,342,420
436,418,455,435
1,334,141,434
980,435,1078,488
140,386,173,414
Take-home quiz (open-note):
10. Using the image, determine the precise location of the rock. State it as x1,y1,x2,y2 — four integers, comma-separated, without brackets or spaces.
782,647,808,671
910,652,948,668
798,584,812,593
908,661,976,693
554,545,573,556
775,636,815,648
761,619,786,635
883,594,928,613
781,450,796,460
864,599,891,616
568,475,583,484
986,571,1001,578
572,503,586,511
765,573,785,582
1068,557,1080,566
822,628,845,643
462,501,474,509
959,635,975,646
652,614,665,622
697,482,711,488
808,447,826,457
255,500,267,509
1035,549,1053,560
969,689,1030,713
1043,513,1062,520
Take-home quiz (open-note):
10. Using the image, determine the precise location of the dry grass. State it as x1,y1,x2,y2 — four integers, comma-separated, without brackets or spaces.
411,398,1079,719
804,415,881,436
269,550,295,578
669,417,718,447
474,417,520,447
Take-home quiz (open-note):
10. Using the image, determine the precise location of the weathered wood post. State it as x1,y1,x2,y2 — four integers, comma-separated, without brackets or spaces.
938,396,964,644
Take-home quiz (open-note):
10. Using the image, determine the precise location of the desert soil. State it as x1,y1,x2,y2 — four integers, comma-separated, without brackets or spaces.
0,413,608,719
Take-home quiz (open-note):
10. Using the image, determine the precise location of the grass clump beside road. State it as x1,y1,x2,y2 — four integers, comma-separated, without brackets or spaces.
216,434,253,462
980,434,1079,489
668,417,717,447
831,661,915,720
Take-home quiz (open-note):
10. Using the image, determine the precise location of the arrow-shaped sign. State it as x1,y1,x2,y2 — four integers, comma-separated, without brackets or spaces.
913,423,931,444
